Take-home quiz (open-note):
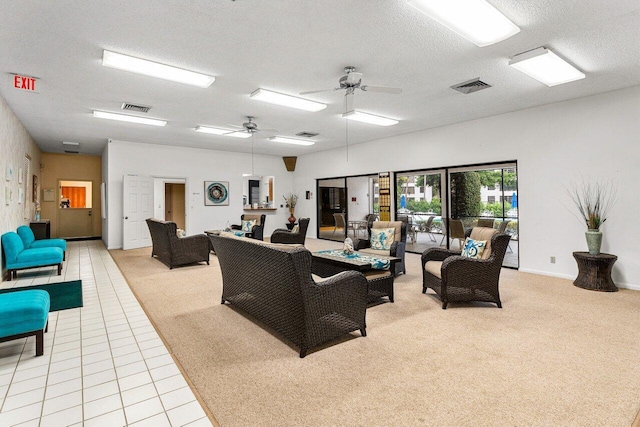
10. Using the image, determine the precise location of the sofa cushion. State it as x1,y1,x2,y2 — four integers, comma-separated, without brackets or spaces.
461,237,487,259
16,226,36,248
424,261,443,279
372,221,402,242
13,247,63,269
1,232,25,263
370,228,395,250
360,248,391,257
0,290,50,338
470,227,498,259
242,214,262,225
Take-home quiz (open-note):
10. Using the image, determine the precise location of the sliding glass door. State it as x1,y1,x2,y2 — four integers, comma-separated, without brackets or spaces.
448,164,518,268
394,170,446,253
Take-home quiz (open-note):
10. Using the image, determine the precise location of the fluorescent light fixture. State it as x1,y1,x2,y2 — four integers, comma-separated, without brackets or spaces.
102,50,215,88
342,110,399,126
250,89,327,112
195,126,251,138
509,47,585,87
268,136,315,146
93,110,167,126
407,0,520,47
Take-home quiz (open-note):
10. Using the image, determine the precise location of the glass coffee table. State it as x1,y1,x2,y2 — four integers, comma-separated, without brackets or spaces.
311,250,399,303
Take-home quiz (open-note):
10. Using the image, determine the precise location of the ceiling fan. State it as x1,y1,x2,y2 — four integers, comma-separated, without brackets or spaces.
300,66,403,96
228,116,277,135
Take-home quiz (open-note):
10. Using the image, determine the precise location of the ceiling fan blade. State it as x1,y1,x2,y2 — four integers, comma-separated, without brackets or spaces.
299,88,336,95
226,124,244,129
346,72,363,85
360,85,402,94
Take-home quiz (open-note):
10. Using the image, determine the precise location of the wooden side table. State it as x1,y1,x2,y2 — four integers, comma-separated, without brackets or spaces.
30,220,51,240
572,252,618,292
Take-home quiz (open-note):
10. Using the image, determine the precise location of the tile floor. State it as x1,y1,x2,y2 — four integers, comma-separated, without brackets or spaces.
0,240,213,426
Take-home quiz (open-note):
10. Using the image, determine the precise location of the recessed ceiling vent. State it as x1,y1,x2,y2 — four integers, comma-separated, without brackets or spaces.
121,102,151,113
62,141,80,154
295,131,319,138
451,78,492,94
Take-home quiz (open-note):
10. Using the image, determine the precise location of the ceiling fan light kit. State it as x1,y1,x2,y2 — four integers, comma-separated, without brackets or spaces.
93,110,167,127
195,125,251,138
509,47,585,87
250,88,327,112
407,0,520,47
268,136,315,146
342,110,399,127
102,50,215,88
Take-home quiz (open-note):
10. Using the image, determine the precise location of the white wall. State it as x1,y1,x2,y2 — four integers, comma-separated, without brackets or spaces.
346,176,371,221
293,86,640,289
104,140,293,249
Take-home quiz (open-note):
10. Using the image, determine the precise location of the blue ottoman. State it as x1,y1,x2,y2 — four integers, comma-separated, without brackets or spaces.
0,290,50,356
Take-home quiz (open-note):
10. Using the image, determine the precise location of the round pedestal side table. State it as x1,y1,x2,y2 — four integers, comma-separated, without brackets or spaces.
572,252,618,292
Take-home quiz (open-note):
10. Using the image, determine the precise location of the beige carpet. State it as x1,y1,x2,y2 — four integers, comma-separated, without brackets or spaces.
110,239,640,427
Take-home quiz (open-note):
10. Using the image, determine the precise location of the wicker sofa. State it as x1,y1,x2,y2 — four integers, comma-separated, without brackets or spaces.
145,218,211,269
210,232,368,358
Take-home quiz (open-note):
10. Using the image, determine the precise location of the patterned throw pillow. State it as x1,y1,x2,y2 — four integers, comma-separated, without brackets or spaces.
461,237,487,259
370,228,395,251
242,220,256,232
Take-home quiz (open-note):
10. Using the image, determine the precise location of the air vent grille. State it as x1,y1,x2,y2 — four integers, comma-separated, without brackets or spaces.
121,102,151,113
295,131,319,138
62,141,79,154
451,78,492,94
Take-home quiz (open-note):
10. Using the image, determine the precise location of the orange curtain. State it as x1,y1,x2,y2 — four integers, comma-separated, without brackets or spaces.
61,186,86,208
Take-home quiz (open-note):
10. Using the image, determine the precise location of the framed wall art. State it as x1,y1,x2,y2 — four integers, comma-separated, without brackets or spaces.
204,181,229,206
32,175,38,201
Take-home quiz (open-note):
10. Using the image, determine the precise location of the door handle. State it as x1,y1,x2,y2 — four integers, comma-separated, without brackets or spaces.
88,211,92,216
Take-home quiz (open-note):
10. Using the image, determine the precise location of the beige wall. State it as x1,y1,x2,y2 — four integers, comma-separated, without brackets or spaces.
41,153,102,238
0,94,42,278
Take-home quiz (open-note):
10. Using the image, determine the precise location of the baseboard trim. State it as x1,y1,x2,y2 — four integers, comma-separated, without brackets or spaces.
518,268,639,291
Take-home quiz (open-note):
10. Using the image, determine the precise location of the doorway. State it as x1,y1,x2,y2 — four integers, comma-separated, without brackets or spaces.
58,179,93,238
164,183,186,230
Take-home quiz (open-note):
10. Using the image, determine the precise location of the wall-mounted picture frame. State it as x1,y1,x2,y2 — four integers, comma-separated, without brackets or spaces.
32,175,38,202
204,181,229,206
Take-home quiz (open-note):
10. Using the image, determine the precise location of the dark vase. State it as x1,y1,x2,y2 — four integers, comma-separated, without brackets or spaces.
288,211,296,224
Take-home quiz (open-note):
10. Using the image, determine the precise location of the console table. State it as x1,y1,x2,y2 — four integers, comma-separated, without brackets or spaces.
30,220,51,240
572,252,618,292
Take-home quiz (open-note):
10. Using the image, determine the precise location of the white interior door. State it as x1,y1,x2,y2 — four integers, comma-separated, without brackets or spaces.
123,174,153,250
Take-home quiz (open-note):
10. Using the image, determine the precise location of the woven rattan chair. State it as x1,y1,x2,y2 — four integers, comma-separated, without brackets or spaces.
422,227,511,309
231,214,266,240
444,219,466,250
210,232,368,357
146,218,211,269
423,215,436,242
477,218,495,228
353,221,407,276
332,213,346,235
270,218,310,245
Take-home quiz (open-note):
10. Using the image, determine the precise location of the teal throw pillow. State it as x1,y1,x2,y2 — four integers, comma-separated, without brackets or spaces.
370,228,395,251
242,220,256,232
461,237,487,259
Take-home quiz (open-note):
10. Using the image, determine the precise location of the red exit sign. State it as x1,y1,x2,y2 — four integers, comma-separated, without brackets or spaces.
12,75,39,92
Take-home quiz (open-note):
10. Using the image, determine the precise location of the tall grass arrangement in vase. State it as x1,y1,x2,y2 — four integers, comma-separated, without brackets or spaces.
567,179,616,254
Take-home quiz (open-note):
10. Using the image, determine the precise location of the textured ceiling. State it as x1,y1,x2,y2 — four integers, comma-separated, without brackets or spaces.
1,1,639,156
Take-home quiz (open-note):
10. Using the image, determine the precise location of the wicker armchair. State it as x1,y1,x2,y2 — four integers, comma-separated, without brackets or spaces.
210,232,368,358
145,218,211,269
421,227,511,309
270,218,310,245
353,221,407,276
231,214,266,240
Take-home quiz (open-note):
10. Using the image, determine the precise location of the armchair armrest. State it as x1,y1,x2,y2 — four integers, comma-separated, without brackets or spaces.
309,271,368,313
440,255,494,285
352,238,370,250
390,241,405,258
421,247,461,267
230,224,241,230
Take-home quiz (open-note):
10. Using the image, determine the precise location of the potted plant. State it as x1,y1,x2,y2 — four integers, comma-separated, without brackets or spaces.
567,179,616,255
283,192,299,224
